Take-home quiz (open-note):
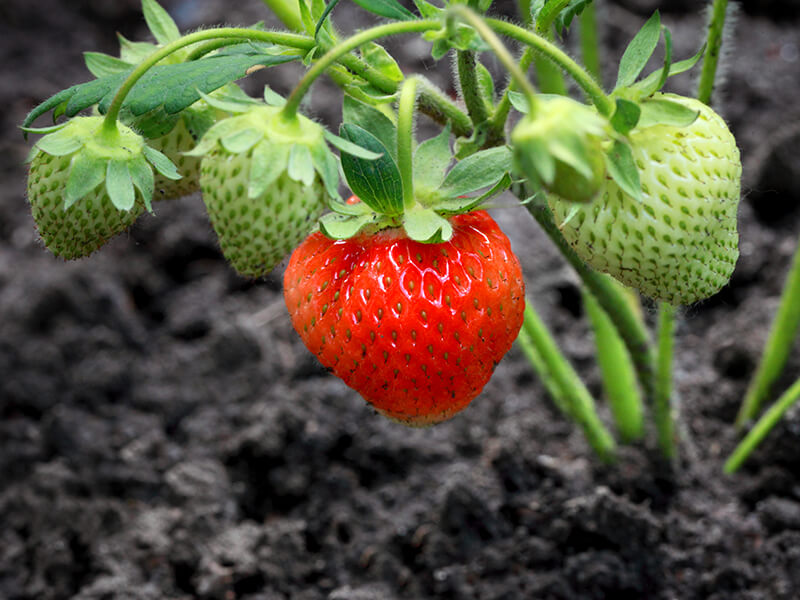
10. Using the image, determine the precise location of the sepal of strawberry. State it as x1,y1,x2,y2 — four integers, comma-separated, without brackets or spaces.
322,111,514,244
511,96,608,204
188,101,340,277
25,115,180,259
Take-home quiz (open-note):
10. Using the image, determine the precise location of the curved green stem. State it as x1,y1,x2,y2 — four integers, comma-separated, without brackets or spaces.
416,78,473,138
655,302,678,459
102,27,313,133
520,299,617,462
697,0,729,105
736,238,800,429
282,20,439,119
449,6,538,112
726,377,800,474
457,50,491,128
397,77,417,210
525,202,656,401
487,17,614,117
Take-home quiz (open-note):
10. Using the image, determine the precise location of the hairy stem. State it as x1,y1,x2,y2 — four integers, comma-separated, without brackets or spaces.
449,6,538,111
416,78,473,138
102,28,314,133
525,202,656,401
457,50,491,128
697,0,729,105
282,20,439,118
487,18,615,116
532,0,568,95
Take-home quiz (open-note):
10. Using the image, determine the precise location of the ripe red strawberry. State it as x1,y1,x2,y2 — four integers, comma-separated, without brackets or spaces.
283,210,526,426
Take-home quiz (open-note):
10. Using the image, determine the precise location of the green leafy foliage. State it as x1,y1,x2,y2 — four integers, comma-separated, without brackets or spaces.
342,95,397,160
603,140,641,203
23,47,296,130
352,0,417,21
339,123,404,216
615,11,661,90
531,0,594,34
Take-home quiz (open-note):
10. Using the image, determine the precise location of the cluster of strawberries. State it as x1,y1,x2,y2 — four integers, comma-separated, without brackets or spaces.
23,1,741,426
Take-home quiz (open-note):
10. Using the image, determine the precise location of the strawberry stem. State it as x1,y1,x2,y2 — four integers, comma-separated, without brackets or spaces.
519,299,617,462
397,77,418,211
486,18,615,118
102,27,314,130
281,20,441,120
450,6,539,115
579,2,602,84
697,0,730,105
736,239,800,429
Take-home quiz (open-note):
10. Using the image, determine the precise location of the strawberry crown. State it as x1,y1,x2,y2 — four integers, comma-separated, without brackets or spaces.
24,116,180,213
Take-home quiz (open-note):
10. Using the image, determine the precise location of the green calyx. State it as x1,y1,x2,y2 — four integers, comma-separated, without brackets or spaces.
26,115,180,212
321,123,514,244
187,103,340,201
512,96,608,204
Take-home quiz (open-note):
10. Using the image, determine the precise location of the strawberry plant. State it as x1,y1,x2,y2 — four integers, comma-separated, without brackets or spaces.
25,0,792,470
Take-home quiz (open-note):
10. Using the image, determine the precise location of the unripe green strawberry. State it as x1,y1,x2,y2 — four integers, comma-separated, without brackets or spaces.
549,94,741,305
191,105,339,278
26,116,180,259
148,117,202,200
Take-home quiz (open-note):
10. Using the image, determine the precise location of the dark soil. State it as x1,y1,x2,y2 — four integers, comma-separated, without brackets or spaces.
3,1,800,599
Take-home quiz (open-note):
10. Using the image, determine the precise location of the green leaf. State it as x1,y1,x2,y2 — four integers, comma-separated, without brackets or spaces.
615,11,661,90
651,25,673,97
433,173,512,214
403,207,453,243
610,97,641,135
117,33,157,64
476,62,495,110
143,145,181,180
299,0,316,35
35,127,84,156
111,53,297,116
263,86,287,107
310,142,341,201
324,130,383,159
637,98,699,129
220,128,263,154
439,146,513,198
342,95,397,160
64,154,106,209
195,88,259,114
412,0,443,19
633,43,706,96
128,155,155,212
604,140,641,202
142,0,181,45
83,52,133,78
339,123,404,216
288,144,316,186
360,42,403,83
248,142,290,199
106,159,136,211
352,0,416,21
413,125,452,191
508,90,530,114
554,0,594,35
319,212,378,239
315,0,341,40
21,123,68,135
23,52,297,129
123,106,180,138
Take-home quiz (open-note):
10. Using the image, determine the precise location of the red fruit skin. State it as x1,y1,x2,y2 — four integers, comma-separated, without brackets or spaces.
283,211,526,426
